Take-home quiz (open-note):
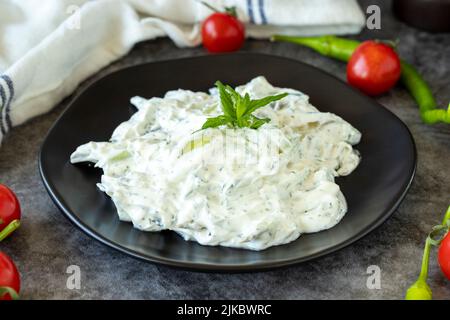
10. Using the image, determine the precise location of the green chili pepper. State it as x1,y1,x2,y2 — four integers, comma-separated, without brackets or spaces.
442,206,450,226
405,236,433,300
271,35,358,62
271,35,450,125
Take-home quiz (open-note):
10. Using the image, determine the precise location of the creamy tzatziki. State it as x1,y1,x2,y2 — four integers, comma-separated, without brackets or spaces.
70,76,361,250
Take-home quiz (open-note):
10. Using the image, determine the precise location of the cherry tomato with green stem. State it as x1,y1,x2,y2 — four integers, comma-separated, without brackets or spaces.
438,207,450,280
438,232,450,280
201,3,245,53
347,41,401,96
0,251,20,300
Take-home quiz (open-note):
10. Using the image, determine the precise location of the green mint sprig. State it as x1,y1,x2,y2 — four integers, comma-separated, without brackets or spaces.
200,81,288,130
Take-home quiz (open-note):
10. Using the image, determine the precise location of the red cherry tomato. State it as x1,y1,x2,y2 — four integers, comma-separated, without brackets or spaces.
202,12,245,53
347,41,401,96
0,251,20,300
438,231,450,280
0,184,21,241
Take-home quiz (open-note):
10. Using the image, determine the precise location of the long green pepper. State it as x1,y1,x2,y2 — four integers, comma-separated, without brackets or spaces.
271,35,450,125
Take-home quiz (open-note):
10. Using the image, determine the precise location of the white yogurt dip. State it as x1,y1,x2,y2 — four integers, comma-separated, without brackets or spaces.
71,76,361,250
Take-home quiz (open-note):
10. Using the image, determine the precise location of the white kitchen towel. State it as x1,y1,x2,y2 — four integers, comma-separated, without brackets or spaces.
0,0,365,143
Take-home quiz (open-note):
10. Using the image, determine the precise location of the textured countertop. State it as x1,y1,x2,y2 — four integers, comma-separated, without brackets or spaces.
1,0,449,299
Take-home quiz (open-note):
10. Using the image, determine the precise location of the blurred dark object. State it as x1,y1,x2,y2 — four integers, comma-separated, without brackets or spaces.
393,0,450,32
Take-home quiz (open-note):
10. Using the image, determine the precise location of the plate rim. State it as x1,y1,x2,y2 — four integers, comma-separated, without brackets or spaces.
39,52,417,272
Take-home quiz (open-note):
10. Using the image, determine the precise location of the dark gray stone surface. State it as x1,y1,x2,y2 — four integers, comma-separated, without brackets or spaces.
0,0,449,299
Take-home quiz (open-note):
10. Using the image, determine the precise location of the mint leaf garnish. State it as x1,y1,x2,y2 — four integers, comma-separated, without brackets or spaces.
199,81,288,131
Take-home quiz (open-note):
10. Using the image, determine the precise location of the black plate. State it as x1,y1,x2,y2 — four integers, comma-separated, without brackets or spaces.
39,53,416,271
